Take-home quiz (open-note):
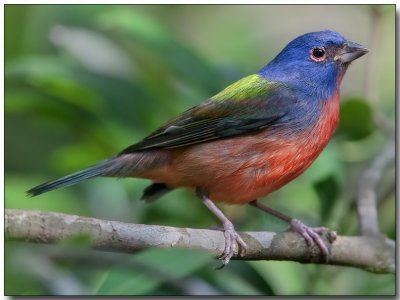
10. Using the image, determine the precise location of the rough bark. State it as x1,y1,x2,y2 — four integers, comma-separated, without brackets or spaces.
5,209,395,274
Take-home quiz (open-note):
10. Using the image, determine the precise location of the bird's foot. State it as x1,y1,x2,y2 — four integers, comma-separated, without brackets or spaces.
196,188,247,268
290,219,337,262
217,220,247,268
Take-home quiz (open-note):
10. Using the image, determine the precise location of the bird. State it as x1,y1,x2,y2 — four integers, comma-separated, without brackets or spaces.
28,30,368,266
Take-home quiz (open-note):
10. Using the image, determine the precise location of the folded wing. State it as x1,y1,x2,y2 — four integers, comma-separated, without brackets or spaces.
120,74,296,153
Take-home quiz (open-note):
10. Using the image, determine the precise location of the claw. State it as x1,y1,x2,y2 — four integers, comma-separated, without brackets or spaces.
197,188,248,268
217,220,247,268
290,219,336,262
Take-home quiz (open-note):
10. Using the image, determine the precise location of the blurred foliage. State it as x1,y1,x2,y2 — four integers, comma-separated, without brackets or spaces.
338,98,375,140
5,4,395,296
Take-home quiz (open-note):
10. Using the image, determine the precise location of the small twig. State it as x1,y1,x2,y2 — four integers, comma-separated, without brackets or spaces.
5,209,395,274
377,179,395,208
357,139,395,235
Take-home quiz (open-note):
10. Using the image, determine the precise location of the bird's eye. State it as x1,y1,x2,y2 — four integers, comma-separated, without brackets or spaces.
310,47,326,62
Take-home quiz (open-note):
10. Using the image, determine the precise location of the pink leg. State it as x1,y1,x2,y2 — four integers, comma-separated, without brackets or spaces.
197,189,247,267
250,200,336,261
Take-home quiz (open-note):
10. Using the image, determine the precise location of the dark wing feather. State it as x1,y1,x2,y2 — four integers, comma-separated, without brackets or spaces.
120,81,296,153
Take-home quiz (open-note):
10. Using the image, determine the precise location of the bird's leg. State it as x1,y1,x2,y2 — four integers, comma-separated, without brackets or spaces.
249,200,337,261
196,188,247,267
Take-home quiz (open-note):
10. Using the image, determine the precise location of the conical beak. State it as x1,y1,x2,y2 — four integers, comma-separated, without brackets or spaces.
336,41,368,63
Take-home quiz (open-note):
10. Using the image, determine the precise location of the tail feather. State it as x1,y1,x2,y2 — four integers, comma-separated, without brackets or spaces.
27,159,114,197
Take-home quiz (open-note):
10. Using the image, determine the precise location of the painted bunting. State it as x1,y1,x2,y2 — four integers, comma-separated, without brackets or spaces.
28,30,368,266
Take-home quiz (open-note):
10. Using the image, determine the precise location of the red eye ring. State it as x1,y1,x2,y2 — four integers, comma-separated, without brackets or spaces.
310,47,326,62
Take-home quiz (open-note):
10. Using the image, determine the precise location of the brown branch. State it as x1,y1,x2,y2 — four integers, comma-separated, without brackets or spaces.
5,209,394,274
357,139,395,236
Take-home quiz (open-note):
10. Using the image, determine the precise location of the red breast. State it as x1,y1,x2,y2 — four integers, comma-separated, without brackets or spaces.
138,93,340,204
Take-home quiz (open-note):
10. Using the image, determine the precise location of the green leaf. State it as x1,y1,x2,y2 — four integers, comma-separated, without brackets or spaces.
212,267,263,295
314,175,340,221
93,248,212,295
339,98,374,141
249,261,309,295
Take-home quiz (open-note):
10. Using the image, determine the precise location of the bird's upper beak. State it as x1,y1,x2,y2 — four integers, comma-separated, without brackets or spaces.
335,41,369,63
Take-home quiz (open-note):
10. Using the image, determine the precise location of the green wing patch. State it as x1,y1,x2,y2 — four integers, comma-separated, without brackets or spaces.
120,75,293,153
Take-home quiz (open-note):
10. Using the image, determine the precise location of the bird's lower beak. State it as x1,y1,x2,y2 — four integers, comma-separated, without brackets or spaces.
336,41,369,63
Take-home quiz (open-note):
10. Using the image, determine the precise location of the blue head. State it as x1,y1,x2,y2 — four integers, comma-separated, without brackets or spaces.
259,30,368,100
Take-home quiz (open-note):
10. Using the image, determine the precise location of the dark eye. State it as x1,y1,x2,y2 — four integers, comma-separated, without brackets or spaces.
310,47,326,61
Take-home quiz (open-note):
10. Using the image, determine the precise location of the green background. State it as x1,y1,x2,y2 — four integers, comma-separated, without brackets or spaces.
5,4,395,295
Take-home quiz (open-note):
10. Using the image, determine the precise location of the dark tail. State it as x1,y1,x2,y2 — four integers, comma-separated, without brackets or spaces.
27,159,115,197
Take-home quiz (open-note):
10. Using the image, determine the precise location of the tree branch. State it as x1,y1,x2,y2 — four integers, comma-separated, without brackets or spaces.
357,139,395,235
5,209,394,274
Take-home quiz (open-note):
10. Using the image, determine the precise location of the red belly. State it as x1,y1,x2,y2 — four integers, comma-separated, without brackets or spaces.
172,131,327,203
140,130,328,203
139,95,339,204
